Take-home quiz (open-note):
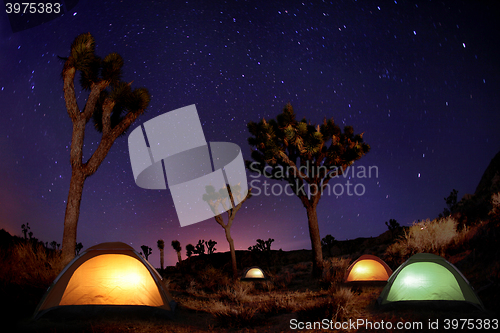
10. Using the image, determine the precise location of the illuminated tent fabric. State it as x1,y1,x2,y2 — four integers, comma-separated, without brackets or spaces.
344,254,393,282
377,253,483,309
34,242,176,319
242,267,266,280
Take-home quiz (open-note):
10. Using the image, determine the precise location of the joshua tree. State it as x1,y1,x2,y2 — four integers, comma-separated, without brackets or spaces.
248,238,274,252
385,219,400,231
194,239,206,255
186,244,195,258
246,103,370,277
75,242,83,255
50,241,57,250
203,184,252,279
21,223,30,239
141,245,152,261
157,239,165,270
171,240,182,263
440,189,459,218
205,239,217,254
59,33,151,266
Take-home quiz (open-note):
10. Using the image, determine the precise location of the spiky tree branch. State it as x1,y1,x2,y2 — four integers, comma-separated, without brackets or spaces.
60,33,150,266
246,103,369,277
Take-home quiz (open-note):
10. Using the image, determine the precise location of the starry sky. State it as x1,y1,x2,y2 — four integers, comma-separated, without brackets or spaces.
1,0,499,268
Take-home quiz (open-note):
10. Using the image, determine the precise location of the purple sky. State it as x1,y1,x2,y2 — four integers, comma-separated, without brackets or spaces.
1,0,499,268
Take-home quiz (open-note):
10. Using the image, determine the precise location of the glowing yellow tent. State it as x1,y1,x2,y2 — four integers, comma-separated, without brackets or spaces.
344,254,393,282
242,267,266,280
34,242,176,319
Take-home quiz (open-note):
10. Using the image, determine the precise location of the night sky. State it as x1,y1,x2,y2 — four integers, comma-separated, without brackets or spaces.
1,0,499,268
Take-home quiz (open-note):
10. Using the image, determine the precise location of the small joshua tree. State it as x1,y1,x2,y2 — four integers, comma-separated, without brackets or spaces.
171,240,182,263
75,242,83,255
186,244,195,258
194,239,206,255
249,238,274,252
141,245,152,260
205,239,217,254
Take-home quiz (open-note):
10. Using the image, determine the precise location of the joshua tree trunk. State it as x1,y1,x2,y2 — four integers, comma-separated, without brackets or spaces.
305,203,324,278
176,250,182,263
59,33,150,267
224,226,238,279
160,249,164,270
61,167,86,264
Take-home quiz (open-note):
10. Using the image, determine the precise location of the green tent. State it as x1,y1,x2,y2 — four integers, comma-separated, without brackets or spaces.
378,253,483,309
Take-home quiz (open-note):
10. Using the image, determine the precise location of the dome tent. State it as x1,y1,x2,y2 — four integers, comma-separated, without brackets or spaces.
242,267,266,280
344,254,393,282
377,253,483,309
34,242,176,319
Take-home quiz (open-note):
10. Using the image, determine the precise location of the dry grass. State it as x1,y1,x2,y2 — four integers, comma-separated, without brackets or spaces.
209,300,259,328
0,242,62,288
331,286,358,322
385,216,469,264
321,257,351,286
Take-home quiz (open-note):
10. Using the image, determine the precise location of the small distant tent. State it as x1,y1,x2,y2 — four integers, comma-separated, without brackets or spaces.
344,254,393,282
377,253,483,309
242,267,266,281
34,242,176,319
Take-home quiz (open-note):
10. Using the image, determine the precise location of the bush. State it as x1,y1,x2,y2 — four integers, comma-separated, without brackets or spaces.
0,242,62,287
210,300,259,328
331,287,357,322
321,257,350,287
385,217,468,264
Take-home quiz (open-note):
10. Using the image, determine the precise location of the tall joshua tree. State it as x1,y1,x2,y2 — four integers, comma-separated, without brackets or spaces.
157,239,165,270
60,33,150,265
203,184,251,279
171,240,182,264
246,103,369,277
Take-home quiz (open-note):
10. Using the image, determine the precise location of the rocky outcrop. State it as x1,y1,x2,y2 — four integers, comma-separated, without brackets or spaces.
455,150,500,224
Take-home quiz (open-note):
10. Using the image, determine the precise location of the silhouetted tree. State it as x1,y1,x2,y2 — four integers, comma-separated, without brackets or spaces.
141,245,152,260
171,240,182,263
246,103,370,277
157,239,165,270
321,234,337,254
203,184,252,279
205,240,217,254
249,238,274,252
59,33,151,266
21,223,30,239
194,239,206,255
50,241,57,250
385,219,400,231
186,244,195,258
75,242,83,255
439,189,459,218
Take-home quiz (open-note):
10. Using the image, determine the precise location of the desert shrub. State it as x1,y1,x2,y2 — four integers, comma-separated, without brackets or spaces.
321,257,350,287
195,265,231,292
260,293,300,314
0,242,62,287
293,262,310,272
219,281,253,303
273,270,293,289
210,300,259,328
385,217,468,262
331,287,357,322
